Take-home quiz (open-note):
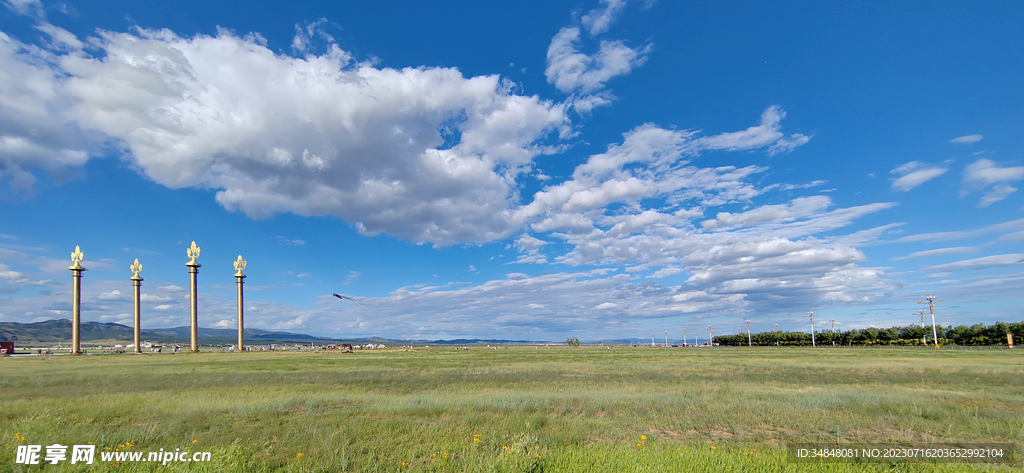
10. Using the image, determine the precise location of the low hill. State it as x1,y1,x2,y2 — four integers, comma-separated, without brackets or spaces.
0,319,555,346
0,319,344,345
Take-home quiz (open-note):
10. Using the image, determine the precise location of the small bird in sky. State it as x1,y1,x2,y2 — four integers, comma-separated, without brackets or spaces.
332,293,362,307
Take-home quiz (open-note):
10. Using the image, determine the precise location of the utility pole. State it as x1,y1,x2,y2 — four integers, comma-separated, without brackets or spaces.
918,296,944,348
746,320,752,347
806,311,817,348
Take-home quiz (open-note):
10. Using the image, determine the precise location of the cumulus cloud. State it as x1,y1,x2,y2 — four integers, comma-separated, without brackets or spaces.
2,24,571,246
0,27,100,197
507,111,888,311
889,161,947,191
962,159,1024,207
512,234,549,264
545,26,649,95
701,196,831,230
98,289,124,300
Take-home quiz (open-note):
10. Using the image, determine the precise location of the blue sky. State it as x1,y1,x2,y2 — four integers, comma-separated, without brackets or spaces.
0,0,1022,341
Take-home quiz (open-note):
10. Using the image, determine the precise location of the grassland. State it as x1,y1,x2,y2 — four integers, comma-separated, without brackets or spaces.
1,346,1021,472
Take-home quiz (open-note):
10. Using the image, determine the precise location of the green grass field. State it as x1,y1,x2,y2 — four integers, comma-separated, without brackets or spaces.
1,347,1021,472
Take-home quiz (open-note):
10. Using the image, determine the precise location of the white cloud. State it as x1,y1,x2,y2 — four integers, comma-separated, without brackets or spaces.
996,231,1024,243
702,196,831,230
3,25,571,246
892,247,976,260
581,0,627,35
98,289,124,300
0,28,99,197
962,159,1024,207
0,263,22,281
897,217,1024,243
140,293,173,302
963,158,1024,186
506,112,890,310
544,25,651,112
921,254,1024,272
3,0,42,16
649,266,682,278
512,234,549,264
693,106,811,156
978,185,1017,207
889,161,947,191
342,270,360,285
950,134,982,144
277,236,305,246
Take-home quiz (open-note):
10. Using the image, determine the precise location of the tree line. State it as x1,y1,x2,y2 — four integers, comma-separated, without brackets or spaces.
712,321,1023,347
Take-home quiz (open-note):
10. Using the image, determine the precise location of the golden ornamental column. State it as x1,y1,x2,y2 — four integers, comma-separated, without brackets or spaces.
186,241,201,352
68,246,86,355
233,255,246,352
130,259,143,354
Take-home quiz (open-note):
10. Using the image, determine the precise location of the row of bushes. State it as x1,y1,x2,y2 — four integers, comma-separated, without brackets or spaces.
712,321,1023,347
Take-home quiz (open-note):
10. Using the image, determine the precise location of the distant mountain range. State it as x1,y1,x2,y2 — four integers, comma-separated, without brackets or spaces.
0,319,553,346
0,319,334,345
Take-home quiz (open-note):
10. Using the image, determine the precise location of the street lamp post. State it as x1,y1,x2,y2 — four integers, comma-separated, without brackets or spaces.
918,296,944,348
